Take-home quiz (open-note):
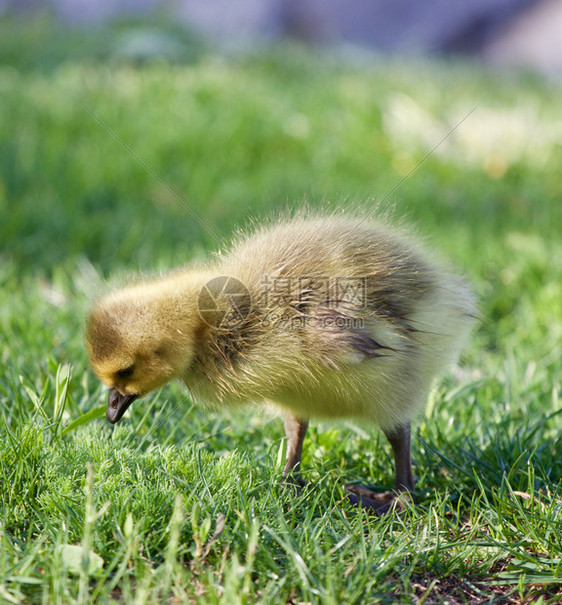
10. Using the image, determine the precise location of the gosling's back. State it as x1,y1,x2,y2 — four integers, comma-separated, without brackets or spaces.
188,214,476,429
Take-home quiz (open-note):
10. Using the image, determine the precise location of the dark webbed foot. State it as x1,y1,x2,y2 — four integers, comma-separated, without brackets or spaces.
282,471,307,492
345,423,415,515
344,484,413,514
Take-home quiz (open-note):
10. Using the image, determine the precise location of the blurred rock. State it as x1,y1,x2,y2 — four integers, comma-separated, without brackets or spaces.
177,0,277,41
2,0,562,74
482,0,562,75
276,0,535,53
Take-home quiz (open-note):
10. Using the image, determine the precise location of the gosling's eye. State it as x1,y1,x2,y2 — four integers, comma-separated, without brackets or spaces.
116,365,135,379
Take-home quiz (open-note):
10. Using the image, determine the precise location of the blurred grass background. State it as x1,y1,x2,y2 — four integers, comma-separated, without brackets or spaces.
1,12,561,604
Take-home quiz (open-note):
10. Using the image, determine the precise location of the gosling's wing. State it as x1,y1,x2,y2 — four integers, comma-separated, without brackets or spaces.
299,306,397,368
348,329,389,359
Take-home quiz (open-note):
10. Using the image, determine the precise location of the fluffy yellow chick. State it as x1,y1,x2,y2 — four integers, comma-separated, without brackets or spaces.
87,212,476,512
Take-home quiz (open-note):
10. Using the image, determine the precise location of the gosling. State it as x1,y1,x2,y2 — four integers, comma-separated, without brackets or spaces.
87,213,476,513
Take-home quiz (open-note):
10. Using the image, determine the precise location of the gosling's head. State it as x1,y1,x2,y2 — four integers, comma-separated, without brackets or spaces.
86,284,200,424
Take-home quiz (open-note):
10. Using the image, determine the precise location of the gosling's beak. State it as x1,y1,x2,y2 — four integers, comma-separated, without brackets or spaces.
107,388,138,424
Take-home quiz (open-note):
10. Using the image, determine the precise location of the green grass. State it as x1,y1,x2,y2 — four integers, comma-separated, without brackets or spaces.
1,14,562,604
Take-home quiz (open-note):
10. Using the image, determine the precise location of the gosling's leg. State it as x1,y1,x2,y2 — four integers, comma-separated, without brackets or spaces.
345,423,414,514
282,415,308,489
386,423,415,493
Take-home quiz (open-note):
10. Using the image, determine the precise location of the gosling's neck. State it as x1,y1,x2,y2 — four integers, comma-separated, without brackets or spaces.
134,268,215,376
